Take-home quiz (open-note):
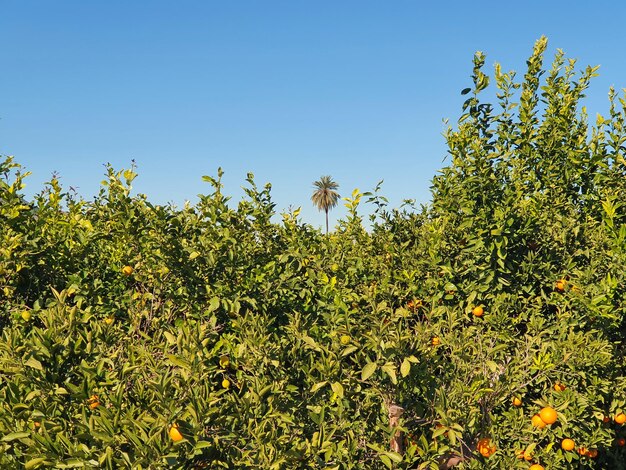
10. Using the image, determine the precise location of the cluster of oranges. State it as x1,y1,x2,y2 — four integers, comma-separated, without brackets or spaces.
511,406,557,467
531,406,558,429
517,407,626,463
434,284,623,466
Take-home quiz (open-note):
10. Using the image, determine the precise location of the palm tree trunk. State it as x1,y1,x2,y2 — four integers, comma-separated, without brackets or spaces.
325,209,329,235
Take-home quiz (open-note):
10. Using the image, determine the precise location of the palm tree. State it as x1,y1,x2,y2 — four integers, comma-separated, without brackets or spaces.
311,175,340,234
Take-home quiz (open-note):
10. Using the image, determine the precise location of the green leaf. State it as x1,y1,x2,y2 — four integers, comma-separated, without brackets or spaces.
384,451,403,463
207,297,220,313
167,355,191,370
2,431,30,442
400,358,411,377
310,381,328,393
56,459,86,468
330,382,344,399
301,335,321,351
163,331,177,346
24,458,49,469
379,454,392,469
381,363,397,384
341,345,358,356
194,440,213,450
24,357,43,371
361,362,377,381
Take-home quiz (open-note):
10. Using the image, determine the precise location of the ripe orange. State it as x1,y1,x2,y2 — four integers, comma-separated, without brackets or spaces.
539,406,558,425
122,265,134,276
578,446,587,456
472,306,484,317
169,424,183,442
586,448,598,459
603,416,611,424
617,437,626,447
553,382,566,392
431,336,441,346
529,465,544,470
555,279,566,292
523,449,533,461
615,413,626,424
561,438,575,451
531,414,547,429
512,396,523,407
477,438,496,457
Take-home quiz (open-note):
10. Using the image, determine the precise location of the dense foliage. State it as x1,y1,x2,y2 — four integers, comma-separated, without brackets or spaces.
1,37,626,469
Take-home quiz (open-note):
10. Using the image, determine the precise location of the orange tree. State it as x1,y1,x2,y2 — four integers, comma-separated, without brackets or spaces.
1,36,626,469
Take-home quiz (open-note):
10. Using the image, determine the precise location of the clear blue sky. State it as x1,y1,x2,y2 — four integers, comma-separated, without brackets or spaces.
2,1,625,229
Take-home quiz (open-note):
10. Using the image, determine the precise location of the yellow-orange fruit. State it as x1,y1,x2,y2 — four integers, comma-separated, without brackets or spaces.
531,414,547,429
539,406,558,425
169,424,183,442
561,438,575,451
477,438,495,457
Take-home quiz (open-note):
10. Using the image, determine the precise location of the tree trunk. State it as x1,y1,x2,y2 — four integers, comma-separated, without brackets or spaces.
388,404,404,454
325,209,329,234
